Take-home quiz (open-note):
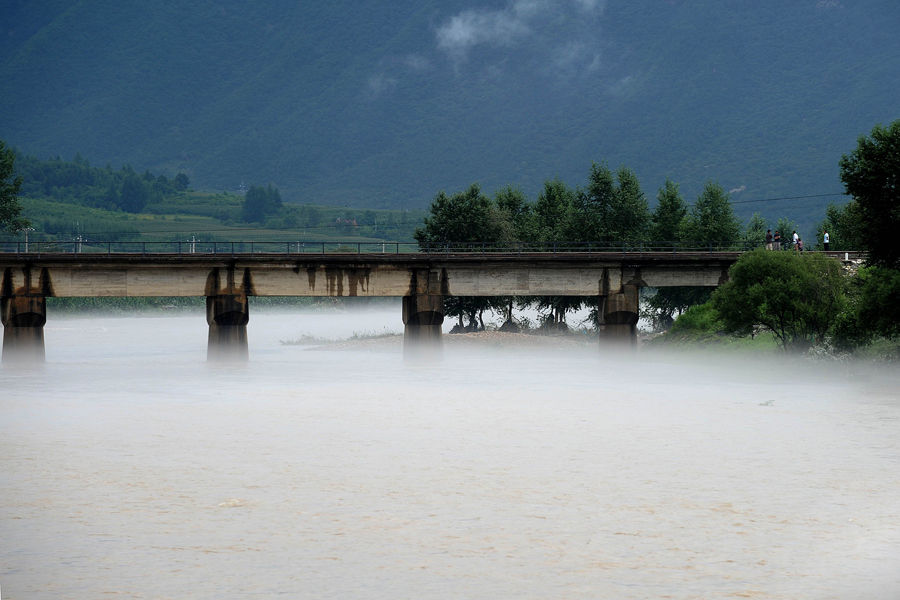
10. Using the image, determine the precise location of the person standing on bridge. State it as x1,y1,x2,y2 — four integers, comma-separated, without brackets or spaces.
792,231,799,251
773,231,781,250
823,230,830,251
765,229,773,251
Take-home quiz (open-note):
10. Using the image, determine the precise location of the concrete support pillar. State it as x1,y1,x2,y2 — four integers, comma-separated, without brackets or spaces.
1,294,47,363
600,283,639,345
402,293,444,358
206,293,249,361
402,267,446,360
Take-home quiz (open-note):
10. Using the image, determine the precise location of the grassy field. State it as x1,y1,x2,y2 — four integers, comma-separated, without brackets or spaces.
5,191,425,248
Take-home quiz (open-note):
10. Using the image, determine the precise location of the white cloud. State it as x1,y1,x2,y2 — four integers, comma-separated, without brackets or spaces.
435,4,533,57
435,0,607,68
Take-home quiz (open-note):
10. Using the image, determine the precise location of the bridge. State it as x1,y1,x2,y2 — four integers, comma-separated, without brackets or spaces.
0,246,860,362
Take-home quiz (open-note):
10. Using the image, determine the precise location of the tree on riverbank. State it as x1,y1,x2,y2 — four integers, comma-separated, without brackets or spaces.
839,120,900,269
711,250,846,352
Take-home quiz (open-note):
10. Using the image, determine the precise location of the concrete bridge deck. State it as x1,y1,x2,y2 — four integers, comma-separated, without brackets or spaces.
1,251,743,297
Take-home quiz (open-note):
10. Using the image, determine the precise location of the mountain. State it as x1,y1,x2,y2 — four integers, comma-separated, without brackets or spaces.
1,0,898,227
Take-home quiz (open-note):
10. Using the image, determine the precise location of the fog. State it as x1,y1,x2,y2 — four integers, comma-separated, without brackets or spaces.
2,306,899,599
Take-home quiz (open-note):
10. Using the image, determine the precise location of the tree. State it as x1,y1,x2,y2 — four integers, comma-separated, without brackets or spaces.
414,184,504,248
712,249,846,352
773,216,798,251
415,184,507,328
649,179,687,247
578,162,615,241
119,172,150,213
817,201,864,252
681,182,741,249
173,173,190,191
834,266,900,348
839,120,900,268
494,185,531,241
532,179,576,243
606,166,650,243
742,213,768,249
570,163,649,244
241,184,283,223
0,140,29,231
644,180,700,330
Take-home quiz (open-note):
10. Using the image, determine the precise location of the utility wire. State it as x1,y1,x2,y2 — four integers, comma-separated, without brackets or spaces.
728,192,847,205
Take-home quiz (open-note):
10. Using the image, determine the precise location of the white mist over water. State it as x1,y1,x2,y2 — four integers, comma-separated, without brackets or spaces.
2,307,899,599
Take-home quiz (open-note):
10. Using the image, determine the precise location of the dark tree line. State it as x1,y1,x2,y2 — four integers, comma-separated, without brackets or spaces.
414,164,753,331
241,184,283,223
10,151,189,214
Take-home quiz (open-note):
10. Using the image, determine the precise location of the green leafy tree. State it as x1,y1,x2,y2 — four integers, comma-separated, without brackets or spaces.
415,184,507,327
577,162,615,241
606,166,650,243
494,185,531,241
532,179,576,243
643,179,703,330
569,163,649,244
649,179,687,247
414,184,504,248
834,266,900,348
742,213,768,249
773,217,798,251
119,172,150,213
241,184,283,223
0,140,29,231
839,120,900,268
712,249,846,352
815,202,863,252
681,182,741,249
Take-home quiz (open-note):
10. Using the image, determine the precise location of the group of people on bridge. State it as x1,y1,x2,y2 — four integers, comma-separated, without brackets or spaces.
765,229,830,252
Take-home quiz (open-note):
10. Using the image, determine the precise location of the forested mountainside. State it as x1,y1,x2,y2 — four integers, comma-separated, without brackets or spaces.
1,0,897,224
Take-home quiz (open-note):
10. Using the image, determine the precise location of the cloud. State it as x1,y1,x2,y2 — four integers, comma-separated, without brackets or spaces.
401,54,431,72
366,73,398,98
435,0,607,67
364,54,431,100
435,3,534,57
551,41,602,75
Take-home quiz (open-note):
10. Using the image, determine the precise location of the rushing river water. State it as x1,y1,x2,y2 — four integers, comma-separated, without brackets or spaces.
2,307,899,599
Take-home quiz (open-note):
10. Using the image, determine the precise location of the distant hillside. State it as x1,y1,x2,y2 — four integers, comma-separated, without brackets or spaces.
1,0,897,227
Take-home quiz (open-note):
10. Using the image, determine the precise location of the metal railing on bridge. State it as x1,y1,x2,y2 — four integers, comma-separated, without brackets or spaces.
0,239,845,257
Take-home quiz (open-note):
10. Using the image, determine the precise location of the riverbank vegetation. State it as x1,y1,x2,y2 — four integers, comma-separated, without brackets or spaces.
652,121,900,358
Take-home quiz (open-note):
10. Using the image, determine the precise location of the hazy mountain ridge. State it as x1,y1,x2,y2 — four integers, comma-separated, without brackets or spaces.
1,0,897,224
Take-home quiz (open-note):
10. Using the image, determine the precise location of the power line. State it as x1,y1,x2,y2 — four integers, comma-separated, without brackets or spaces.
729,192,847,205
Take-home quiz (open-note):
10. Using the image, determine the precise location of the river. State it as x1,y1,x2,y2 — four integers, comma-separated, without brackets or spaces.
1,306,899,599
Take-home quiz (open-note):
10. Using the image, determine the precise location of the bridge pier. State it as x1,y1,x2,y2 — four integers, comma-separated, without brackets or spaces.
1,294,47,363
402,293,444,358
206,293,249,361
600,283,639,345
402,268,446,360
